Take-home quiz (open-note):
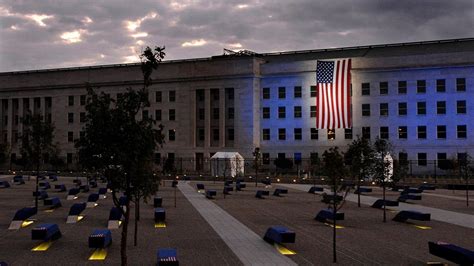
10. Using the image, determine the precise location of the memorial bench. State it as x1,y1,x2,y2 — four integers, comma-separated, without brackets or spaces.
154,208,166,222
223,186,233,195
205,190,217,199
308,186,324,193
401,188,423,195
157,248,179,266
224,180,233,186
196,183,205,192
33,190,49,200
9,207,37,230
87,193,100,208
89,229,112,249
32,223,61,241
393,210,430,223
236,182,246,191
154,197,163,208
67,202,86,223
171,180,178,187
354,187,372,194
0,180,11,188
398,194,422,202
263,226,296,244
255,190,270,199
89,181,98,188
98,188,107,199
273,188,288,197
371,199,399,209
315,209,345,223
428,241,474,265
321,194,343,204
13,175,25,185
48,175,58,182
39,181,51,190
67,188,80,200
55,184,66,192
108,207,123,229
44,197,62,209
80,185,90,193
419,184,436,191
261,179,271,186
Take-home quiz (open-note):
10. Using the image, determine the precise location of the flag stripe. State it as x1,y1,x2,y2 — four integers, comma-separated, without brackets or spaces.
316,59,352,129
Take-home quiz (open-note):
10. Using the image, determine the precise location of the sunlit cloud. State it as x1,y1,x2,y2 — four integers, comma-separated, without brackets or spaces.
228,43,243,48
131,32,148,38
10,25,19,30
136,40,144,45
237,4,249,9
60,30,85,44
100,54,105,58
181,39,207,47
82,16,93,24
123,55,139,63
25,14,54,27
124,12,158,32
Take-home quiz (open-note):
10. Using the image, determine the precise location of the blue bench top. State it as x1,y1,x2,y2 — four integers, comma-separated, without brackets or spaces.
89,229,112,248
13,207,37,221
109,207,123,220
428,241,474,265
98,187,107,194
263,226,296,244
88,193,99,202
69,202,86,215
32,223,61,241
68,188,80,195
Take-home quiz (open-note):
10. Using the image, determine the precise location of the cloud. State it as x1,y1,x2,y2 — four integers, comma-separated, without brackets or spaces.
0,0,473,72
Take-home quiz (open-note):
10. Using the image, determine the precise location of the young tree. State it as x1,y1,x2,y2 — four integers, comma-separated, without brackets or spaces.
20,112,56,209
322,147,347,263
345,136,375,207
76,45,165,266
373,138,392,222
458,153,472,207
253,147,261,187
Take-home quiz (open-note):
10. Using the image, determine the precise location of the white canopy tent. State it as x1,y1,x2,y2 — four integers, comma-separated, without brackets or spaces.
210,152,245,178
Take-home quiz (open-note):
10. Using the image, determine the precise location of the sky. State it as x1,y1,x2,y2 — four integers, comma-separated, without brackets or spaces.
0,0,473,72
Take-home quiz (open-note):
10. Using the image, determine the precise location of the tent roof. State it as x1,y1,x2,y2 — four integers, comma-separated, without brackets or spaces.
210,152,244,159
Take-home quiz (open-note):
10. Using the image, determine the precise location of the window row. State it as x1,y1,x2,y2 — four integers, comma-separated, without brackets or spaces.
362,100,468,116
400,152,468,166
67,95,87,106
196,128,235,141
196,88,235,102
361,78,467,96
262,106,316,119
262,86,317,99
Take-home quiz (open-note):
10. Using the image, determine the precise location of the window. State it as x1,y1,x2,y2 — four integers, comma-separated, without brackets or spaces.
168,130,176,141
154,153,161,164
68,131,74,143
196,90,204,101
213,129,219,141
398,102,407,116
294,128,302,140
344,128,353,140
380,127,389,139
227,108,234,119
45,97,52,108
457,125,467,138
456,78,466,92
327,129,336,140
437,153,447,167
169,91,176,102
278,87,286,99
46,114,52,123
362,127,371,139
68,113,74,123
227,88,234,100
278,107,286,118
310,86,317,97
294,86,302,98
263,129,270,140
437,101,446,114
262,153,270,164
310,128,318,140
380,103,389,116
310,106,316,118
362,104,370,116
417,126,427,139
198,108,204,120
417,80,426,93
155,110,162,121
80,95,86,105
142,110,148,120
80,112,86,123
418,153,427,166
361,83,370,95
262,88,270,99
68,96,74,106
379,82,388,95
227,128,234,141
417,102,426,115
14,115,18,125
212,90,219,100
156,91,162,102
398,126,407,139
278,128,286,140
169,109,175,121
294,106,302,118
398,81,407,94
213,108,219,120
198,128,205,141
436,79,446,92
437,125,446,139
457,100,466,114
67,153,73,164
399,152,408,163
262,107,270,119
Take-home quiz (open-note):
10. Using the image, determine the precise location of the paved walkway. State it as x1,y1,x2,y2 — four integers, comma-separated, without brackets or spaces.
422,191,473,201
279,184,474,229
178,181,296,266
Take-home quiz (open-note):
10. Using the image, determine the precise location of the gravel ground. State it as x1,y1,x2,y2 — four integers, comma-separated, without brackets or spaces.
193,181,474,266
0,176,241,266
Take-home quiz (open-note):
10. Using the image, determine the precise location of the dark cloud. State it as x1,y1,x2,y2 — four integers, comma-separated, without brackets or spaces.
1,0,473,72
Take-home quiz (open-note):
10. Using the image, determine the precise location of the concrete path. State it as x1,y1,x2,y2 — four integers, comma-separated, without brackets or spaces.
178,181,296,266
279,184,474,229
422,191,473,201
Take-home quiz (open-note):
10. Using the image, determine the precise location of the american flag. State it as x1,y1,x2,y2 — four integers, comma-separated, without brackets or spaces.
316,59,352,129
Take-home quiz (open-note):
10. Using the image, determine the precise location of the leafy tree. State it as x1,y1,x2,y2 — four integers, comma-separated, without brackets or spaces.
345,136,375,207
373,137,392,223
322,147,348,263
457,153,472,207
76,45,165,266
253,147,261,187
274,157,293,176
20,112,56,209
0,143,10,167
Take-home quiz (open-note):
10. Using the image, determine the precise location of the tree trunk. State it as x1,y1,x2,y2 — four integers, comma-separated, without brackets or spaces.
255,164,258,187
466,172,469,207
382,182,386,223
121,202,130,266
333,178,337,263
134,199,138,246
357,175,361,207
35,163,40,210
